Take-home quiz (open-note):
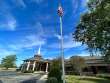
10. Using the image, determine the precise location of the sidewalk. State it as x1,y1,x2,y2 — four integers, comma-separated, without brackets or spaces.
0,73,41,83
37,74,47,83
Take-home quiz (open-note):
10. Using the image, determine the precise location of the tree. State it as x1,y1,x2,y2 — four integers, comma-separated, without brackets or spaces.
73,0,110,61
47,58,62,83
50,58,61,69
70,56,86,75
1,55,17,69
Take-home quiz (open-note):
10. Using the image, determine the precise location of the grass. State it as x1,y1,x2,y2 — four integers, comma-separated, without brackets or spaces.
66,75,110,83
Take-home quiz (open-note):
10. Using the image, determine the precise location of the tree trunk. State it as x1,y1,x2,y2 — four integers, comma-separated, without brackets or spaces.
79,69,82,79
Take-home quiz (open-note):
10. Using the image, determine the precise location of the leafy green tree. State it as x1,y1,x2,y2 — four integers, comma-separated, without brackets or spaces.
70,56,86,75
73,0,110,61
50,58,61,69
0,64,2,68
47,58,62,83
1,55,17,69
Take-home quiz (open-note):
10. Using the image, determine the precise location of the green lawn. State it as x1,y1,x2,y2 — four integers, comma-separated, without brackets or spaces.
66,75,110,83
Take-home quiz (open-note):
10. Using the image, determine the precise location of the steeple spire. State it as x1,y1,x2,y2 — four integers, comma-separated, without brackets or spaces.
37,44,41,55
34,44,42,59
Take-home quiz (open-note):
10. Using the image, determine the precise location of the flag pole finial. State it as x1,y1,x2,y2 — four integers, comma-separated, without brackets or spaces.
57,3,63,17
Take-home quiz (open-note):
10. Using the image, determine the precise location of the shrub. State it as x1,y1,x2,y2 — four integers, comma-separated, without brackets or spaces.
48,67,62,83
96,74,110,79
48,58,63,83
70,56,86,75
46,77,58,83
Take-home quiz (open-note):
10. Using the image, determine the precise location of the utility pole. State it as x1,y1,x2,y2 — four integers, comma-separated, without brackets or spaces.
57,3,65,83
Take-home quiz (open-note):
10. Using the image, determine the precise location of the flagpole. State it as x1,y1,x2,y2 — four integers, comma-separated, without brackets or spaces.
60,16,65,83
57,4,65,83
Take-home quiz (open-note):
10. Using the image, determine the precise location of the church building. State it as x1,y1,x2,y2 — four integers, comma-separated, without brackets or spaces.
20,46,110,74
21,47,50,73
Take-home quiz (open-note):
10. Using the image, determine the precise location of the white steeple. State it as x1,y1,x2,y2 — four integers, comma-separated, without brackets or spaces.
37,44,41,55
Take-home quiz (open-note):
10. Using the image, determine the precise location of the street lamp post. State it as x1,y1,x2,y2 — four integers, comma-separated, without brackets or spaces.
57,4,65,83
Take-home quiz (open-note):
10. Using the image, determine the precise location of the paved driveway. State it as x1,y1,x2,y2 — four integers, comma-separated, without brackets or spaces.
0,73,46,83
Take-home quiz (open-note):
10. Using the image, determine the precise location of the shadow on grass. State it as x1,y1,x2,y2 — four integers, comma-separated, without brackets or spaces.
82,77,110,83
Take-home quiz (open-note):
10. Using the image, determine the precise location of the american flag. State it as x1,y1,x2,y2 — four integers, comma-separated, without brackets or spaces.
58,5,63,17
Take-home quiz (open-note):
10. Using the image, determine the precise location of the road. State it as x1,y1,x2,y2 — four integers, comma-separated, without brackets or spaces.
0,73,46,83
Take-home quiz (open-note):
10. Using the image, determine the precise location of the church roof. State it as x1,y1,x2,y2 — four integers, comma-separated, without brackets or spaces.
24,54,49,62
83,56,102,60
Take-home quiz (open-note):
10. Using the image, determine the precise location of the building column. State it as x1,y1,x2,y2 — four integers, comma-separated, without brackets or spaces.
33,61,36,71
21,63,25,71
108,65,110,73
40,63,42,71
36,63,39,71
26,61,30,71
46,62,49,73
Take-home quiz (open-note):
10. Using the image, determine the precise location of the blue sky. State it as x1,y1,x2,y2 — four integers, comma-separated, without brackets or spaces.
0,0,89,66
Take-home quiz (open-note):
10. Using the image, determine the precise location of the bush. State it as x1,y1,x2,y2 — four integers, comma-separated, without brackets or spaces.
96,74,110,79
48,67,62,83
46,77,58,83
48,58,63,83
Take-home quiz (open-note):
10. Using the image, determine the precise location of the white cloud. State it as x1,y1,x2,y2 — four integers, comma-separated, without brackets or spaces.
54,34,61,40
34,22,44,35
33,22,57,38
0,22,46,51
65,52,90,59
72,0,79,14
7,20,16,31
49,41,81,49
36,15,51,21
0,48,16,63
86,0,89,2
64,40,81,49
50,34,82,49
0,35,45,60
0,17,17,31
8,34,46,51
0,8,17,31
65,55,72,59
72,0,88,14
0,49,16,56
32,0,44,4
81,0,88,7
0,22,46,53
25,34,46,46
78,51,90,56
13,0,26,8
0,1,17,31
